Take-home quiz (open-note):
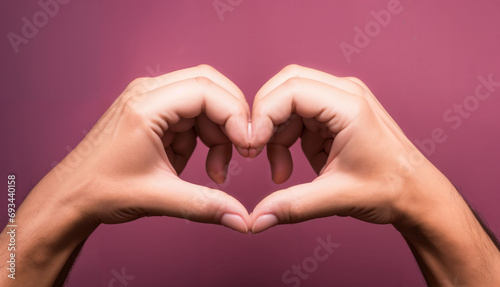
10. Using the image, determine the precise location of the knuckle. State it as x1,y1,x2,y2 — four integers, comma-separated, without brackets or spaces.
345,76,363,85
124,77,152,97
272,188,304,224
193,76,213,88
229,105,247,120
122,97,139,114
282,76,302,89
281,64,303,76
121,96,147,122
253,101,273,119
188,187,226,221
197,64,216,74
339,77,367,97
127,77,150,89
350,96,371,117
352,84,366,96
345,76,367,89
286,196,304,224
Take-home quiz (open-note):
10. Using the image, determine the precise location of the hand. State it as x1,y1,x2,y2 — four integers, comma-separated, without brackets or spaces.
249,64,442,230
0,65,253,286
248,65,500,286
50,65,253,230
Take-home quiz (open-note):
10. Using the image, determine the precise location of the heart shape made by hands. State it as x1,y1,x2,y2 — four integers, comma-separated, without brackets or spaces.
160,64,422,234
51,65,428,236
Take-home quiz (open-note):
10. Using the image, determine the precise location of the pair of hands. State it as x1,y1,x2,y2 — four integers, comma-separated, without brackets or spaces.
39,64,445,235
6,64,500,287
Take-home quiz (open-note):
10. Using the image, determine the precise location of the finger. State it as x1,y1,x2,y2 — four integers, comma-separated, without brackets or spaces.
300,128,329,175
266,114,303,183
254,64,364,103
169,128,197,174
136,176,251,233
253,65,401,142
253,64,400,135
162,132,179,175
267,144,292,184
126,64,249,112
250,175,361,233
206,144,232,184
251,77,364,155
195,114,233,183
161,119,197,175
132,77,251,155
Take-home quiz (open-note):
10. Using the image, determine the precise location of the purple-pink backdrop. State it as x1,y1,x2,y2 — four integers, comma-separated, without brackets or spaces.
1,1,499,286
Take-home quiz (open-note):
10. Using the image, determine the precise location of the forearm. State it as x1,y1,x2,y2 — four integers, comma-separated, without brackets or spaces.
52,240,86,287
395,170,500,286
0,172,97,286
467,199,500,252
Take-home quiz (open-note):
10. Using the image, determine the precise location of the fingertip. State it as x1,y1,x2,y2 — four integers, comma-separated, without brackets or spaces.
251,214,279,234
272,172,290,185
206,163,227,185
269,164,285,184
206,146,231,184
248,148,260,159
216,173,226,184
221,213,249,233
235,146,250,158
267,144,293,184
233,121,252,158
207,170,224,184
224,115,251,151
270,159,293,184
249,114,274,155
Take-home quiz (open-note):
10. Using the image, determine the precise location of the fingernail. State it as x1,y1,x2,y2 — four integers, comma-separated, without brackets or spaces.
221,213,248,234
222,165,228,183
247,122,253,139
209,170,225,184
235,146,249,158
249,148,258,159
251,214,279,234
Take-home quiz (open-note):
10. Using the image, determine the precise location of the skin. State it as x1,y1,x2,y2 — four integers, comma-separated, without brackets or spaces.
0,64,499,286
0,65,252,286
249,65,500,286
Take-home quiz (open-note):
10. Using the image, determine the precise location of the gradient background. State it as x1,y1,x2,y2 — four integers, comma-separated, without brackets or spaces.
1,0,499,286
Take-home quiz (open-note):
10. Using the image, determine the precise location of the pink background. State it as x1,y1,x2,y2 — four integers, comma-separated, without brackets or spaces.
1,0,499,286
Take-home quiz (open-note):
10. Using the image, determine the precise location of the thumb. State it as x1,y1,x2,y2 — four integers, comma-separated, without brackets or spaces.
137,176,251,233
250,174,360,233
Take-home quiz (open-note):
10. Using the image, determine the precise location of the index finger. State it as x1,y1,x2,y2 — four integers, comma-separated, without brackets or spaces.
128,64,250,114
250,77,365,155
131,77,251,153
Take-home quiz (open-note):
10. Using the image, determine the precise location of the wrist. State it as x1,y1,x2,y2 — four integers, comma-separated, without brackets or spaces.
14,171,98,266
0,171,98,286
392,163,500,285
389,154,457,230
